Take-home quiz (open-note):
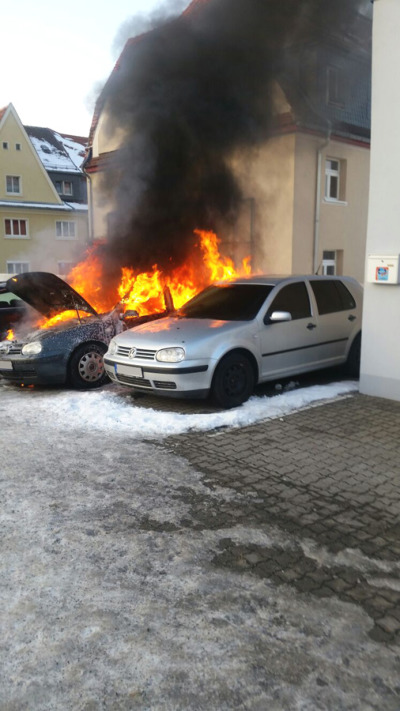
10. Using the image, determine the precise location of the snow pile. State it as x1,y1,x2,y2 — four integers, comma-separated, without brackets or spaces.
0,380,358,438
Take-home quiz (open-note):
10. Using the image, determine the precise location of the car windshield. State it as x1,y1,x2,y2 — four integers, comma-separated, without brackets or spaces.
178,284,274,321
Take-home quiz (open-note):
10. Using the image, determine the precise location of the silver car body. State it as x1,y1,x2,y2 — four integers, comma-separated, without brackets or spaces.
104,275,363,401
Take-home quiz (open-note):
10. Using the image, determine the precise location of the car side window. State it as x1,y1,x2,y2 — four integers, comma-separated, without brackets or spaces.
310,280,356,315
266,282,311,321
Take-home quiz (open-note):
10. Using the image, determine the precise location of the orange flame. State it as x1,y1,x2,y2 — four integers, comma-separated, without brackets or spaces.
5,329,14,341
30,229,251,331
36,310,92,330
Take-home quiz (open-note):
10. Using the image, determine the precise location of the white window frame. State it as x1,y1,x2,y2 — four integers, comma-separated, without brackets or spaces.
57,261,75,277
322,251,336,276
325,159,342,202
2,141,8,150
55,180,73,196
326,66,345,106
55,220,76,239
15,143,21,151
6,175,21,195
4,218,29,239
7,261,30,275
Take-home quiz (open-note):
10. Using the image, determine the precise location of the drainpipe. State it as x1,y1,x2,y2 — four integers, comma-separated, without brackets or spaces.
313,126,331,274
82,147,94,244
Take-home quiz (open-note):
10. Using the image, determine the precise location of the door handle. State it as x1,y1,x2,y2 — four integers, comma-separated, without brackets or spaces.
307,322,317,330
348,315,356,322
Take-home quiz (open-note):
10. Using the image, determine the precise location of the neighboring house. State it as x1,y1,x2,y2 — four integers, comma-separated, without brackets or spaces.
0,104,89,278
85,0,371,283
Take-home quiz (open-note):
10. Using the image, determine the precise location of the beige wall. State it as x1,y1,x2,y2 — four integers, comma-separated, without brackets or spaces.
232,134,296,274
0,208,88,273
360,0,400,402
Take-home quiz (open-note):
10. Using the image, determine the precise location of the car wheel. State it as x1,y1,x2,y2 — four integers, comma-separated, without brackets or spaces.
345,333,361,377
68,342,109,389
211,352,255,409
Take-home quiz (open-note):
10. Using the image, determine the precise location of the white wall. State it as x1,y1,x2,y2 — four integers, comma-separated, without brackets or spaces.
360,0,400,401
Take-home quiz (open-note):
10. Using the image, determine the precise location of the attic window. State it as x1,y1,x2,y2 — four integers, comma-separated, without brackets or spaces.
2,142,8,149
6,175,21,194
55,180,73,196
327,66,345,106
41,144,51,154
16,143,21,151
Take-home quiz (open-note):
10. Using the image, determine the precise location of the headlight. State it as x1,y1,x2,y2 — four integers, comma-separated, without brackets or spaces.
108,339,117,356
156,347,185,363
21,341,42,356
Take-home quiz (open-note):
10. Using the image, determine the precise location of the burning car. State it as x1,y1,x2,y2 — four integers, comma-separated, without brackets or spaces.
0,272,126,389
103,275,363,409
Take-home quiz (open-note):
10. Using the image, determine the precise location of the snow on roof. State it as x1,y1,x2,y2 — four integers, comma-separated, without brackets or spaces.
0,200,84,212
24,126,87,174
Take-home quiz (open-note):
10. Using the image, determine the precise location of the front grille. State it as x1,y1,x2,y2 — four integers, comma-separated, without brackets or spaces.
116,345,156,360
1,343,22,355
153,381,177,390
116,374,152,388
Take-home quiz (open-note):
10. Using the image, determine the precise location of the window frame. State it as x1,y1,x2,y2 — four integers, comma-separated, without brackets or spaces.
55,180,73,197
2,141,9,150
7,261,30,275
6,175,22,195
57,261,75,277
265,281,312,323
55,220,77,240
4,218,29,239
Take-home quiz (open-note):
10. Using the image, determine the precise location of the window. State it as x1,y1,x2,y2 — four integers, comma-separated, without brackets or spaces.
325,159,346,202
7,262,30,275
16,143,21,151
2,141,8,150
322,251,336,276
4,218,28,238
56,221,76,239
58,261,75,276
310,280,356,315
327,66,345,106
6,175,21,194
267,282,311,321
55,180,73,196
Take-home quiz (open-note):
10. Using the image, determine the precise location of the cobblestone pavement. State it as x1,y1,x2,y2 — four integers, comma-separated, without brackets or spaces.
164,393,400,645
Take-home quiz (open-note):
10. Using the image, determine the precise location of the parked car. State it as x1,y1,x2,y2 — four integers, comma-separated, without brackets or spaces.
104,275,363,408
0,275,27,340
0,272,125,389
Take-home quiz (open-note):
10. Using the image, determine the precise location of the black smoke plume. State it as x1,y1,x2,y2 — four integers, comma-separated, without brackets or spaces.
98,0,368,276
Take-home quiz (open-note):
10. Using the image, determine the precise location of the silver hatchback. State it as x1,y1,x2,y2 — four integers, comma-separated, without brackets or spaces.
104,275,363,408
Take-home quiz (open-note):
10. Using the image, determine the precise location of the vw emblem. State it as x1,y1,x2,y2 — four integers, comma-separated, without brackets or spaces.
128,347,137,359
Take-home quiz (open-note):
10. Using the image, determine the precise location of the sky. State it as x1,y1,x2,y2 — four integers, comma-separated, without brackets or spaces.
0,0,188,137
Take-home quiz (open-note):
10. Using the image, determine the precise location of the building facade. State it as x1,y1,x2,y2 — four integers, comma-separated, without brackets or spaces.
0,104,88,278
360,0,400,402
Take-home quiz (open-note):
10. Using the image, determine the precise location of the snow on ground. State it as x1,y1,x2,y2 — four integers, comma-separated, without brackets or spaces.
0,379,358,438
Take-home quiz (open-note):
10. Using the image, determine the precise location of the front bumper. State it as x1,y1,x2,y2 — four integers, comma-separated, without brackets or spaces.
104,356,212,399
0,352,67,385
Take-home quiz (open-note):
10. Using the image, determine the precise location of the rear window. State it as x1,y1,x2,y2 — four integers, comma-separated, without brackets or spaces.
179,284,274,321
310,280,356,315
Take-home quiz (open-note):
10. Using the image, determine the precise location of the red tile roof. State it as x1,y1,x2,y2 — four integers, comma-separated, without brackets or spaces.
0,105,8,123
182,0,212,16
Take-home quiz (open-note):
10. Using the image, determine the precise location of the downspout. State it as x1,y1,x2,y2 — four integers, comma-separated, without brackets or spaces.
313,125,331,273
82,147,94,244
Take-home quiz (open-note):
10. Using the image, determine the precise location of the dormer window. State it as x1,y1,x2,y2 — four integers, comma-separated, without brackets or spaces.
327,66,345,106
55,180,73,196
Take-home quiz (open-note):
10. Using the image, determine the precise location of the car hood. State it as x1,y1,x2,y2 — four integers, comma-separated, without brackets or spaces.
119,314,251,348
6,272,98,319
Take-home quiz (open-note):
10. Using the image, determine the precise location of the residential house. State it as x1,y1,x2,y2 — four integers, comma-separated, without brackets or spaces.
0,104,89,278
85,0,371,283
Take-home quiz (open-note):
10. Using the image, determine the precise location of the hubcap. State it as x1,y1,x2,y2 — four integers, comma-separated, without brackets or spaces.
223,363,246,396
78,351,104,382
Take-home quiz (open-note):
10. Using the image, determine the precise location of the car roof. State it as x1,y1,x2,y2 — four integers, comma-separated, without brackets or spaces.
219,274,361,287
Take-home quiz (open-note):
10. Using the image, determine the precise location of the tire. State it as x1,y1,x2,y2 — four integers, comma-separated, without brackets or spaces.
345,332,361,377
68,342,109,389
211,352,255,409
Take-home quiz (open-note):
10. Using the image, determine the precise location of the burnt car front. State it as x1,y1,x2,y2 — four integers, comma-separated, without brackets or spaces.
0,272,122,388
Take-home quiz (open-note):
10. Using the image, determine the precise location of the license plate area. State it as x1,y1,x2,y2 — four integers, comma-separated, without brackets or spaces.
115,363,143,378
0,360,13,370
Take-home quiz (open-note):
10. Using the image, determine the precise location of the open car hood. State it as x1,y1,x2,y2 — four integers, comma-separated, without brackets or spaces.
6,272,98,319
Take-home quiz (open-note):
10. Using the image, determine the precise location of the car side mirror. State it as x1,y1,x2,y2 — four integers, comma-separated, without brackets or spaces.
264,310,292,325
122,309,139,321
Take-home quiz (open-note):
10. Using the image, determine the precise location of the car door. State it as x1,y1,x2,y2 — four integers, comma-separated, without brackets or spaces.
307,278,360,366
258,280,319,379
